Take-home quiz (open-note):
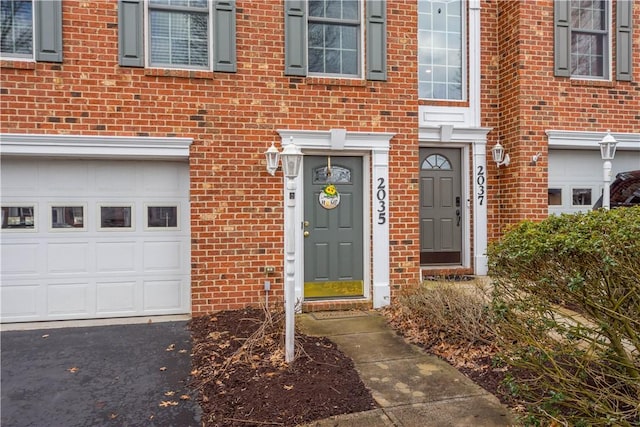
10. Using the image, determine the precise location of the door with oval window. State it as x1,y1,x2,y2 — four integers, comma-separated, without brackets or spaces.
303,156,363,299
419,148,462,265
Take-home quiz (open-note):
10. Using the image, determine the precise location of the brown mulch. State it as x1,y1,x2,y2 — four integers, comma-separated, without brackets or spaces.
189,308,377,427
189,306,513,427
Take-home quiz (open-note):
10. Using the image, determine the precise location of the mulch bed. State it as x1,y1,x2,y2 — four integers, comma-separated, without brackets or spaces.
189,308,377,427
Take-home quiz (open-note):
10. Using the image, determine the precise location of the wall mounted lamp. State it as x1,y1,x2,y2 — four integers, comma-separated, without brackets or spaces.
531,152,542,166
264,141,280,175
491,141,510,167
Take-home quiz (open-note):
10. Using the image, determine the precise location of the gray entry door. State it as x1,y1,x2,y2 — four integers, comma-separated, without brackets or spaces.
419,148,462,264
303,156,363,299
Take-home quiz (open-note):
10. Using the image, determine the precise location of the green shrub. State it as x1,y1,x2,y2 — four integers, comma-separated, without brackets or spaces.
488,207,640,426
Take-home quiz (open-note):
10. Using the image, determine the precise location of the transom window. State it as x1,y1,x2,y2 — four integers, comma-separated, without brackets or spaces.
148,0,209,69
421,154,452,170
570,0,608,78
418,0,464,100
308,0,360,77
0,0,33,59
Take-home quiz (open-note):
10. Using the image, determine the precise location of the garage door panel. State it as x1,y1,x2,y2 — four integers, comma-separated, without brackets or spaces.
0,160,39,195
2,243,39,274
47,243,90,273
44,162,89,193
95,164,138,193
1,284,40,318
143,165,182,193
47,282,91,315
96,281,136,314
96,242,137,272
143,279,183,311
143,241,182,271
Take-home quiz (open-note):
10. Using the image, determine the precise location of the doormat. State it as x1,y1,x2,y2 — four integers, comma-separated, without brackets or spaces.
311,311,370,320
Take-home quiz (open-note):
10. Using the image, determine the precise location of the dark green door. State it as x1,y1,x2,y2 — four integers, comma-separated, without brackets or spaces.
303,156,363,299
419,148,462,264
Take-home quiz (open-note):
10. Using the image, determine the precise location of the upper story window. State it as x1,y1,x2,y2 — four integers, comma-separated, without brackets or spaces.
118,0,236,72
418,0,464,100
308,0,359,76
570,0,608,79
284,0,386,81
0,0,33,58
148,0,209,69
0,0,62,62
554,0,633,82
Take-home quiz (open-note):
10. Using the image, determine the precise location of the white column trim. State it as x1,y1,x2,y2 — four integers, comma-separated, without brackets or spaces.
277,129,394,309
472,141,489,275
0,133,192,159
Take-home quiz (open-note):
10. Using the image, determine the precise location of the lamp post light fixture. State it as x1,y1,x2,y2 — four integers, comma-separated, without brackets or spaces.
264,137,303,363
599,130,618,210
491,141,510,168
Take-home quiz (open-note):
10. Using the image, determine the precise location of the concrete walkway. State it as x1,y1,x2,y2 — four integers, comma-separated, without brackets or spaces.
297,311,518,427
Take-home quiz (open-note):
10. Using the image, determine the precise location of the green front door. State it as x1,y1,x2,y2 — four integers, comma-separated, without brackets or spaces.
303,156,364,299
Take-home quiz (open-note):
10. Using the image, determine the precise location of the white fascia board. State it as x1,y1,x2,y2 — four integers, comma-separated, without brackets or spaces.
277,129,394,151
419,126,492,143
546,130,640,151
0,134,192,160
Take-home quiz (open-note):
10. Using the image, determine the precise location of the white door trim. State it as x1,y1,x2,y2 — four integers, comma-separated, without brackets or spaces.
419,126,492,275
277,129,395,309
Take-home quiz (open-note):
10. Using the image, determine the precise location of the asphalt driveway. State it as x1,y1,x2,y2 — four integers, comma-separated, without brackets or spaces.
1,321,201,427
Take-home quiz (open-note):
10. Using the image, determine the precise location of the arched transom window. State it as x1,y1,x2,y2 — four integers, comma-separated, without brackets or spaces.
421,154,452,170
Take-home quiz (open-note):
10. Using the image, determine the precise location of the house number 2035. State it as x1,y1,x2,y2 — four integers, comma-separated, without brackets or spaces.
476,165,485,206
377,178,387,224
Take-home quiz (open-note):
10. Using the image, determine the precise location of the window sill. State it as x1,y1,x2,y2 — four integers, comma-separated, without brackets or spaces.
1,60,36,70
144,68,214,80
418,99,469,107
301,76,368,87
569,78,615,88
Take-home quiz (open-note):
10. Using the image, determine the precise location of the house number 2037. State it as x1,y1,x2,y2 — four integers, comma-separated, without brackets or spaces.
476,165,485,206
377,178,387,224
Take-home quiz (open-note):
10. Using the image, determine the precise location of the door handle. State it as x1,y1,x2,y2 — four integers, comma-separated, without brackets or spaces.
456,209,461,227
303,231,310,237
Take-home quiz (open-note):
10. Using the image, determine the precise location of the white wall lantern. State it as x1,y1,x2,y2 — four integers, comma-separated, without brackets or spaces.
263,137,303,363
599,130,618,210
264,142,280,176
491,141,510,167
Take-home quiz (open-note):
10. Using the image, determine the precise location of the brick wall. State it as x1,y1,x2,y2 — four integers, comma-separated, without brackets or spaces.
0,0,420,315
491,0,640,235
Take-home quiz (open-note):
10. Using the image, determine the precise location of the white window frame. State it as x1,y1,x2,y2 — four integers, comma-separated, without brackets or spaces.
97,203,135,231
49,203,87,232
144,0,213,71
569,0,612,81
0,0,34,61
1,203,38,232
418,0,467,101
144,203,181,230
306,0,364,79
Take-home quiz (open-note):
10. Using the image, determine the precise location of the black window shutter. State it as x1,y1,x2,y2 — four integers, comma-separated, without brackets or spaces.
616,0,633,81
366,0,387,81
554,0,571,77
213,1,237,72
118,0,144,67
284,0,306,76
34,0,63,62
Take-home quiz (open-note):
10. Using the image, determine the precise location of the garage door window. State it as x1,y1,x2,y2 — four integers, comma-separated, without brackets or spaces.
51,205,85,230
572,188,592,206
99,205,133,230
548,188,562,205
146,205,178,229
1,205,36,230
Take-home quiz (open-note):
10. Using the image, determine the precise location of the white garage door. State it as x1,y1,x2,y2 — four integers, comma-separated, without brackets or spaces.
548,149,640,215
1,157,191,323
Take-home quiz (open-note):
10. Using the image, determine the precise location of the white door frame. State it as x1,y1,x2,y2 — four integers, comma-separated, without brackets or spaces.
277,129,395,309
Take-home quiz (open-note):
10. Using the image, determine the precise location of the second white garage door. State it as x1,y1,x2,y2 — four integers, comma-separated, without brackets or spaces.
1,157,191,323
548,149,640,215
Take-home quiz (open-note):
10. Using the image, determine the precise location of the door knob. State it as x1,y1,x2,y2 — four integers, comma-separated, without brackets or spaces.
303,231,310,237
